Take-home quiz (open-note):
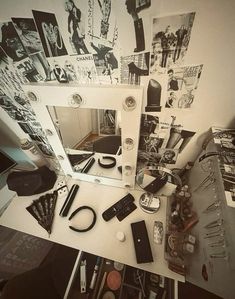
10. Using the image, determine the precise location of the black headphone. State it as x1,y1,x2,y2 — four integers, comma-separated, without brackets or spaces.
69,206,97,232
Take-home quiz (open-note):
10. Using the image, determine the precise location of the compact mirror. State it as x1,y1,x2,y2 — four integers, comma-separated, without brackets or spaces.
23,83,143,189
139,192,161,214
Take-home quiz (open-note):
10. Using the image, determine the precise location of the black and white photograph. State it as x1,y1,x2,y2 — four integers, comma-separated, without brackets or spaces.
0,21,45,83
36,142,55,157
136,0,151,12
12,17,53,81
29,133,47,143
139,135,163,152
29,51,53,81
212,128,235,146
219,150,235,166
32,10,68,57
137,150,161,170
0,94,21,121
92,42,119,84
124,0,151,53
218,131,235,151
158,148,178,164
98,109,117,135
165,127,196,153
138,113,195,163
0,21,28,62
138,114,163,154
0,45,11,67
222,163,235,204
47,57,70,83
120,52,149,85
12,18,43,55
223,176,235,194
0,63,26,98
0,89,54,160
165,64,203,109
14,57,44,82
75,54,99,84
0,93,37,133
140,114,159,135
224,164,235,175
142,74,168,113
150,12,195,74
47,54,99,84
88,0,117,47
63,0,90,55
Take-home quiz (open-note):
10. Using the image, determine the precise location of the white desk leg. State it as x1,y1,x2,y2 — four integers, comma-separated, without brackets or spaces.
174,280,178,299
63,250,83,299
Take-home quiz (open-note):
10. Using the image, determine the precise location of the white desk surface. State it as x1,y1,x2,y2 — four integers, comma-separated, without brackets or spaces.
0,179,184,282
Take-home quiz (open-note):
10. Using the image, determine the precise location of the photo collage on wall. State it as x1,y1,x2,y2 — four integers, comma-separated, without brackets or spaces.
12,17,53,82
0,21,43,83
0,0,204,168
0,23,55,160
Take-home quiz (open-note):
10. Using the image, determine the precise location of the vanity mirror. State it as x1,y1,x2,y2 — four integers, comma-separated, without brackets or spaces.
23,83,143,188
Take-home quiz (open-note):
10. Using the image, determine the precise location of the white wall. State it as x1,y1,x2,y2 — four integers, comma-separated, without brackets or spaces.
0,0,235,167
162,0,235,165
116,0,235,166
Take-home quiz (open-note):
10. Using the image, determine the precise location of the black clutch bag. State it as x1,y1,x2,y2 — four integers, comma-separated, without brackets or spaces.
7,166,57,196
131,220,153,264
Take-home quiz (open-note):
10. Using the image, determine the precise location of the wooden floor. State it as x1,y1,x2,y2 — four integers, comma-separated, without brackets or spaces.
75,133,101,151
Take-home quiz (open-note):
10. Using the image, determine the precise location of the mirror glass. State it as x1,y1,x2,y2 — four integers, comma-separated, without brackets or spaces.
47,106,122,180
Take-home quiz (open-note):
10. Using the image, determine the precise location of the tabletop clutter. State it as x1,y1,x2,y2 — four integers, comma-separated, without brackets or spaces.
69,253,170,299
165,184,198,276
5,155,201,299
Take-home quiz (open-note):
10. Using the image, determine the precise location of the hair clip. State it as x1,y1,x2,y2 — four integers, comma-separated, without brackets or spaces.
208,239,225,248
204,219,223,229
203,200,221,214
210,251,227,259
193,172,215,192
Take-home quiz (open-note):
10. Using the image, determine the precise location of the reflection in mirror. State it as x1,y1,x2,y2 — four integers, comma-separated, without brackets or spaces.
47,106,122,180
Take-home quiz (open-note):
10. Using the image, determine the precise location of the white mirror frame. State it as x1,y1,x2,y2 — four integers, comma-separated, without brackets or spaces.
23,83,143,189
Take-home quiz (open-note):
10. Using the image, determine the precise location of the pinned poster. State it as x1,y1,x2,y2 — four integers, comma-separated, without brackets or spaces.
165,64,203,109
12,17,53,81
0,21,44,83
150,12,195,75
47,54,99,84
32,10,68,57
120,52,149,85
